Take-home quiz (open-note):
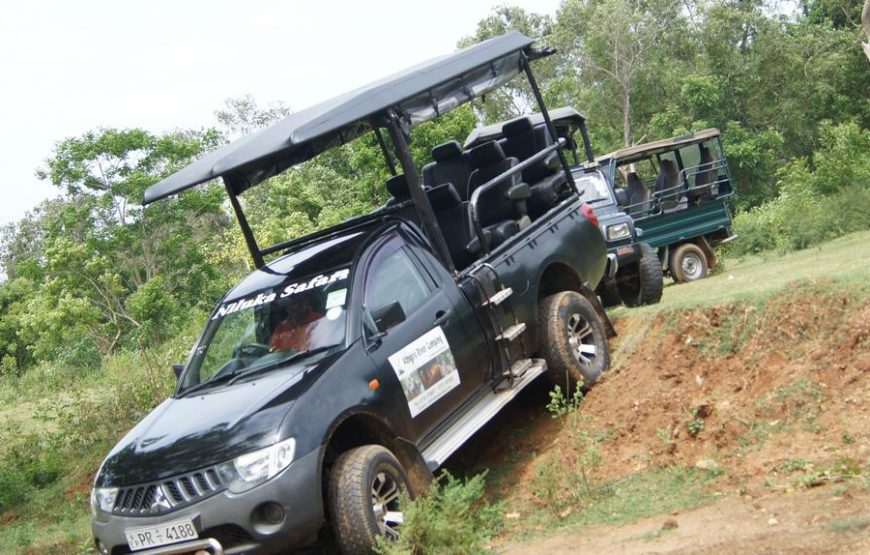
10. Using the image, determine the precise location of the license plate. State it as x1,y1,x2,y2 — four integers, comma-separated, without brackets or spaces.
125,518,198,551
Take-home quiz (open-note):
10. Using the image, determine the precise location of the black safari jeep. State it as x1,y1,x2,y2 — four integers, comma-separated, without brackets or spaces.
464,107,663,307
90,32,613,555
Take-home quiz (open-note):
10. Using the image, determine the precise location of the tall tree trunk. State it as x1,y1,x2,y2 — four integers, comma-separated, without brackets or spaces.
862,0,870,63
623,87,632,146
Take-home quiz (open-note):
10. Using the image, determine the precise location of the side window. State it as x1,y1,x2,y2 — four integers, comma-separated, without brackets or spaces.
365,244,431,317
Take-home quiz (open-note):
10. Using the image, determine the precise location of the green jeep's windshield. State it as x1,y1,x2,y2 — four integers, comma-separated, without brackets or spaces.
180,267,350,393
575,171,613,205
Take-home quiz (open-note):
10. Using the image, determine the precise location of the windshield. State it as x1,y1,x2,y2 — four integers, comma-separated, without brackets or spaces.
575,172,614,205
180,267,350,392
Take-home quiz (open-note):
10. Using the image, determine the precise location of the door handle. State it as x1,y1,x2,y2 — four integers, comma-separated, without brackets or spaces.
433,309,452,327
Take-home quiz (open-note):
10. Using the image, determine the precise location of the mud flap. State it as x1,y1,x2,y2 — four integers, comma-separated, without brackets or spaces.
584,290,617,338
392,437,434,496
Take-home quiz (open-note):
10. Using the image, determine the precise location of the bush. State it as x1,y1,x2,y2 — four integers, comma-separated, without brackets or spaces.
729,121,870,256
377,471,502,555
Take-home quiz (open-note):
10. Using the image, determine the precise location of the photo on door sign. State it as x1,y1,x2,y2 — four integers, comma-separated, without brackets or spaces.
388,327,460,417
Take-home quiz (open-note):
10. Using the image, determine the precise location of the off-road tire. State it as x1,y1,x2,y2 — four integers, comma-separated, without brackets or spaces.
328,445,410,555
621,243,664,306
538,291,610,392
670,243,709,283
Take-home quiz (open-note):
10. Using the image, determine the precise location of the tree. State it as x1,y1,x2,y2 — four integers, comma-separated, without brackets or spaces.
553,0,685,147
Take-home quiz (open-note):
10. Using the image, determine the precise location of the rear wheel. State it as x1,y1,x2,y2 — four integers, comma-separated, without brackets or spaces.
620,243,664,306
670,243,708,283
538,291,610,391
329,445,410,554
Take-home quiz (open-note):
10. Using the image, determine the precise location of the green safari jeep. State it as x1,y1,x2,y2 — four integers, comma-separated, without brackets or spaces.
594,129,736,282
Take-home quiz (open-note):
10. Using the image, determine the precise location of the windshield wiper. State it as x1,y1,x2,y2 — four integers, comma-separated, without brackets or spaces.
180,368,248,398
226,345,339,386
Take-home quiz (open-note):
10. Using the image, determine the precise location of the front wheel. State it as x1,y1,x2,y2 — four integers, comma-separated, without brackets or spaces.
538,291,610,391
621,243,664,306
329,445,411,554
670,243,709,282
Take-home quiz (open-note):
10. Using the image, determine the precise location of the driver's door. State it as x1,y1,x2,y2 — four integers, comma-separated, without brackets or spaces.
362,232,486,442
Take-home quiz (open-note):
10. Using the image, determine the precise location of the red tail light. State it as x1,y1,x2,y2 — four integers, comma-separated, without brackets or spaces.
580,203,599,227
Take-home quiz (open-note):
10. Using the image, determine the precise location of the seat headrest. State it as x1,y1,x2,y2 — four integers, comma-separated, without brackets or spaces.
427,183,461,210
469,140,506,168
502,117,533,137
432,141,463,162
385,173,408,199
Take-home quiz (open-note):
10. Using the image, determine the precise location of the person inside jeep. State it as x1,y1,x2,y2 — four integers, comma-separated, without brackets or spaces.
269,295,325,352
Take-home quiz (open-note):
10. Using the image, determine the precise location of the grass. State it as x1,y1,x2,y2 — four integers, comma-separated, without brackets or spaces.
510,465,719,542
827,516,870,534
611,230,870,316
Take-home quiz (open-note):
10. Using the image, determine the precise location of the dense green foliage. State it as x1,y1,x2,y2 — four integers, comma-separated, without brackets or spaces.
0,1,867,549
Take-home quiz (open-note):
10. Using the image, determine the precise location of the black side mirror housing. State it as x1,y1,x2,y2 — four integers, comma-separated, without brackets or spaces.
172,363,185,379
371,301,406,333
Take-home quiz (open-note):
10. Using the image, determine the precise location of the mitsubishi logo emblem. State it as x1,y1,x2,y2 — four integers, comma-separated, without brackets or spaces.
151,486,172,511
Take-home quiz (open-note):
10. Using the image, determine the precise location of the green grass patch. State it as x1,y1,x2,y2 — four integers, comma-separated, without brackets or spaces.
610,230,870,317
827,516,870,534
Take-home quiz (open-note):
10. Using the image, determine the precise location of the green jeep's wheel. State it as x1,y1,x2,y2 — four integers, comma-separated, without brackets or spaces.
670,243,708,283
620,243,664,306
329,445,410,554
538,291,610,391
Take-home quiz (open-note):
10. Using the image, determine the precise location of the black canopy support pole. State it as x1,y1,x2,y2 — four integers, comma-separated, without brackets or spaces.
223,176,265,269
578,121,595,163
374,127,398,176
521,53,576,189
385,116,456,275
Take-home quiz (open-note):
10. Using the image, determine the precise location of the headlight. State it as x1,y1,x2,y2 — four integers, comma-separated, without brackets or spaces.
90,487,118,520
217,437,296,493
607,222,631,241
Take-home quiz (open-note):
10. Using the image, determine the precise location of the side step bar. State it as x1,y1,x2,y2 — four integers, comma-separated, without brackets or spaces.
421,358,547,470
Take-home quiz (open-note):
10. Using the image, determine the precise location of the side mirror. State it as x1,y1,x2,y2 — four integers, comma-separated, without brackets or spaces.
371,301,406,333
172,363,185,379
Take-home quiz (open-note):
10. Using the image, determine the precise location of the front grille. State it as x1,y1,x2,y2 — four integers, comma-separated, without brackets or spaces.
112,467,225,516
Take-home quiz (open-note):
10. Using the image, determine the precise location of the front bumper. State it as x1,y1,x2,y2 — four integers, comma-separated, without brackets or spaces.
605,243,641,279
92,448,323,555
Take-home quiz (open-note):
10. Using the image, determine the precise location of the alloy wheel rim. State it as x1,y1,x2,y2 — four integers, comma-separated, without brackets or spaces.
566,313,597,367
371,471,403,539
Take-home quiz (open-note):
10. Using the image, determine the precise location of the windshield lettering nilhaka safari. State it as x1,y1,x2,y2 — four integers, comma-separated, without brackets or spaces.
180,268,350,393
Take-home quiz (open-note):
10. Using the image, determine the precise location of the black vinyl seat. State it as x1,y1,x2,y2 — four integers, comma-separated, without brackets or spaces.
383,173,412,207
626,172,651,217
465,141,530,254
689,144,716,203
422,141,474,200
500,118,565,218
653,159,686,213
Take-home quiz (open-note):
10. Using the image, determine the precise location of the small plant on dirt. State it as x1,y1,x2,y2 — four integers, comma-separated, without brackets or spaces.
546,382,584,417
376,471,502,555
686,408,705,438
541,384,604,506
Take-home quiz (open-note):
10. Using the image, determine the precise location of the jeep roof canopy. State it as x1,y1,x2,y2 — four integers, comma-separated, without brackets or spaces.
595,128,720,164
142,31,568,273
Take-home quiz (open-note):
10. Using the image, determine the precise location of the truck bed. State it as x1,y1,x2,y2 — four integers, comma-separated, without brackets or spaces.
637,200,734,248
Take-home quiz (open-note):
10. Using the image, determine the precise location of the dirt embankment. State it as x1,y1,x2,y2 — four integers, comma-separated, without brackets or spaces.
451,282,870,554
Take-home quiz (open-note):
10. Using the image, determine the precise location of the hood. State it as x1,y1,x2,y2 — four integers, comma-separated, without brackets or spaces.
97,351,340,487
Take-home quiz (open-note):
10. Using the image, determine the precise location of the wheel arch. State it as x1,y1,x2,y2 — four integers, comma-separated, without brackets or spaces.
537,261,616,338
321,410,432,505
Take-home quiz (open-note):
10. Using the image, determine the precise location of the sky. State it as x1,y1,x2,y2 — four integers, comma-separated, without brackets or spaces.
0,0,561,228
